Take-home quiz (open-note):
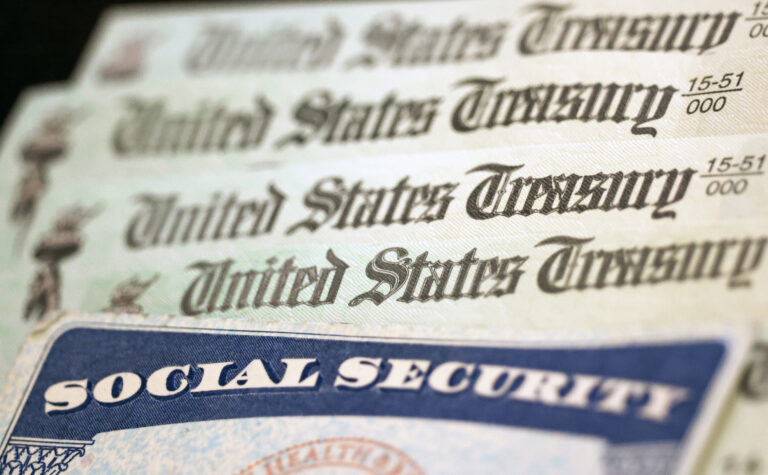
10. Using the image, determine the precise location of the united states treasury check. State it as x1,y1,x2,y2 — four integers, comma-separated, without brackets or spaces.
9,48,768,177
74,0,768,85
0,312,752,474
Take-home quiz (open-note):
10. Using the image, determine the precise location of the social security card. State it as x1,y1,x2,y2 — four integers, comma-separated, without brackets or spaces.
0,312,750,474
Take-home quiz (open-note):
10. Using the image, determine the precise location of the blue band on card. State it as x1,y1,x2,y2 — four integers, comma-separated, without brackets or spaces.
2,323,725,452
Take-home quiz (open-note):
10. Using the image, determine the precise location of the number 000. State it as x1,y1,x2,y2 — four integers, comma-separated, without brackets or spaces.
686,96,727,114
705,178,748,195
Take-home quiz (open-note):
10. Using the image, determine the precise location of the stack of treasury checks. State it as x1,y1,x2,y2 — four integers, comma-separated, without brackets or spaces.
0,0,767,472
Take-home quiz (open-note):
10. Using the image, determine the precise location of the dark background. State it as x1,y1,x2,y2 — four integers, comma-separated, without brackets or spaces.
0,0,214,128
